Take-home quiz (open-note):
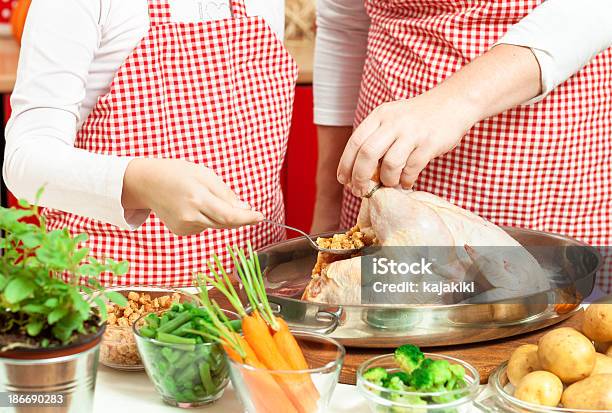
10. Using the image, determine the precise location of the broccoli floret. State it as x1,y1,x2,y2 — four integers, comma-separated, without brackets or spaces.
386,371,411,386
386,377,427,413
409,358,468,403
394,344,424,374
449,363,465,381
363,366,389,386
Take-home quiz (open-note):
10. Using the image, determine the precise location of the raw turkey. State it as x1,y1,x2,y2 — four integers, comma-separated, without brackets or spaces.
302,188,551,305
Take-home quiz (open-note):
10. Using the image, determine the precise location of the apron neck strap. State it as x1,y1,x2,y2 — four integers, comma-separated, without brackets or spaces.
231,0,248,18
148,0,248,25
148,0,172,25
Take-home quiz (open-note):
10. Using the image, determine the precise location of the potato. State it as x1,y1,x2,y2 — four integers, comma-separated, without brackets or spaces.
538,327,596,383
514,371,563,407
561,374,612,410
590,353,612,376
583,304,612,342
507,344,541,386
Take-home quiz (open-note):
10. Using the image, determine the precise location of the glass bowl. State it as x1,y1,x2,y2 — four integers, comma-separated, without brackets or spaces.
99,286,199,371
227,331,345,413
357,353,480,413
133,309,229,408
482,361,610,413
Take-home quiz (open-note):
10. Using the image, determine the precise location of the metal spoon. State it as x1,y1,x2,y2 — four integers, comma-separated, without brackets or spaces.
262,219,361,256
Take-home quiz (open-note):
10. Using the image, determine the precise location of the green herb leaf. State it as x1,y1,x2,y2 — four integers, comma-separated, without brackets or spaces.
48,307,68,325
73,233,88,244
21,233,41,249
114,261,130,276
5,277,35,303
18,198,31,208
93,296,108,321
26,320,44,336
105,291,128,307
44,298,59,308
22,304,47,314
72,248,90,264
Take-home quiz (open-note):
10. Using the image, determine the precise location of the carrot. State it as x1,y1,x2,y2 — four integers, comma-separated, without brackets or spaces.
243,314,317,413
273,318,310,370
243,359,300,413
273,317,320,400
242,313,292,370
219,323,298,412
202,246,319,412
230,332,259,365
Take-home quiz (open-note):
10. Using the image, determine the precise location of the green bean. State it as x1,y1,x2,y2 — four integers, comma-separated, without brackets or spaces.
170,321,194,336
156,359,170,376
189,308,210,318
163,376,177,395
145,313,160,329
199,361,216,394
139,326,156,338
156,332,196,347
161,346,181,363
174,352,196,371
176,364,197,384
181,389,197,402
157,312,192,334
223,319,242,332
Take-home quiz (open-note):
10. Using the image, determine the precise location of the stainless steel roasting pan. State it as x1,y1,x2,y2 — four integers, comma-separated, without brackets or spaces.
254,227,600,348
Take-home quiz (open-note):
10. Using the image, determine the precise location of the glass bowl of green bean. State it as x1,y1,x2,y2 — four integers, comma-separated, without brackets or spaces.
133,302,237,407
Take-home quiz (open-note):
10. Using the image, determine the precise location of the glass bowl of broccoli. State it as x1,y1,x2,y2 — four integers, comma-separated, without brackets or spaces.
357,344,480,413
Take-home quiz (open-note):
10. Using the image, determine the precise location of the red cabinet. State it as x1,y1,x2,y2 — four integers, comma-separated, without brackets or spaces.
282,85,317,232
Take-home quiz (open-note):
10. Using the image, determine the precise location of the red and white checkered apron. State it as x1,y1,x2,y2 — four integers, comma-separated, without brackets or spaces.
43,0,298,286
341,0,612,291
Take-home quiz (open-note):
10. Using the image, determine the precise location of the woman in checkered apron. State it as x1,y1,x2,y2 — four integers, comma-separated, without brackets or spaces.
5,0,296,286
312,1,612,291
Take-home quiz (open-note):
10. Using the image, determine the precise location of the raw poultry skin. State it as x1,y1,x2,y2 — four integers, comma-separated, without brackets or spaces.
302,188,551,305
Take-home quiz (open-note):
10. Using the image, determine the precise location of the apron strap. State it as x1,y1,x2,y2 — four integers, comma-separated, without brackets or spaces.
148,0,172,25
148,0,249,24
231,0,248,18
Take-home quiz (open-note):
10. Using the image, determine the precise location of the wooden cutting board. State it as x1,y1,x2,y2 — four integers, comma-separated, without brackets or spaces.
303,311,584,385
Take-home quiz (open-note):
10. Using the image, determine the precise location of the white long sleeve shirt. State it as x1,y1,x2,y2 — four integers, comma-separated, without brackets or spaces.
4,0,284,229
5,0,612,230
313,0,612,126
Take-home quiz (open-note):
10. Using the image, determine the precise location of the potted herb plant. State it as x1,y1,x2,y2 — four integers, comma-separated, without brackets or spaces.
0,192,129,413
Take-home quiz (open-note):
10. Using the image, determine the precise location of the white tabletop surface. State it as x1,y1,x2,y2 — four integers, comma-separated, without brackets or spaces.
94,365,372,413
94,365,490,412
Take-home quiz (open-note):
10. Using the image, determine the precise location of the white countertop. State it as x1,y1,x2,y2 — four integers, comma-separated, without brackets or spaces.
94,365,371,413
94,365,488,412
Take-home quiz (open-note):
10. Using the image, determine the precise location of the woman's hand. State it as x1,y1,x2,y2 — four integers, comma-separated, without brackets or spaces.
337,92,478,197
337,45,542,197
123,159,263,235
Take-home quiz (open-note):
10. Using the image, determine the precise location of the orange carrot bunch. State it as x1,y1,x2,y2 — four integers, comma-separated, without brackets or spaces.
196,244,319,413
